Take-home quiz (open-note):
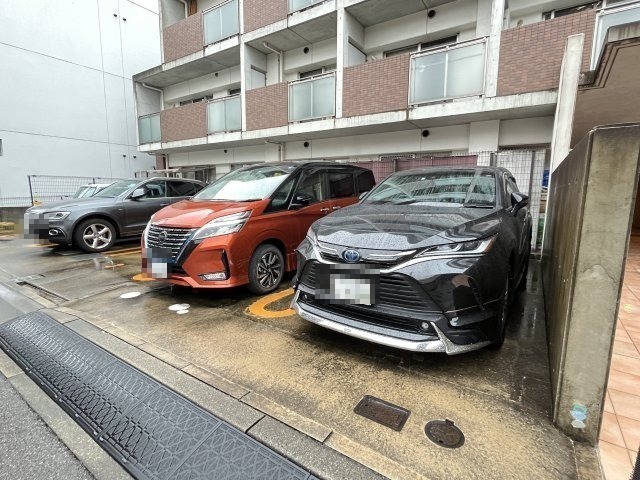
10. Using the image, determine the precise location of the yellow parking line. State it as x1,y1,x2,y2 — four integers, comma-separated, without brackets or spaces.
26,243,56,248
246,288,296,318
104,263,125,269
132,273,155,282
110,249,142,258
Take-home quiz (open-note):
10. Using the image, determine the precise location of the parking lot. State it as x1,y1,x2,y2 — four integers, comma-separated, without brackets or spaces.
0,234,599,479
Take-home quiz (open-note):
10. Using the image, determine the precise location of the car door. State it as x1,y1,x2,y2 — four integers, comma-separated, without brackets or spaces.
123,180,170,234
290,169,333,243
327,169,359,211
166,180,201,204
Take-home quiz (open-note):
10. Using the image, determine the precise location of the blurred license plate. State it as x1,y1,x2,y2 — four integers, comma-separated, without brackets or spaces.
145,247,172,279
316,264,379,305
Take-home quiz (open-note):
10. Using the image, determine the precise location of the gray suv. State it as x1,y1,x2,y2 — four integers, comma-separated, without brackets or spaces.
24,178,205,252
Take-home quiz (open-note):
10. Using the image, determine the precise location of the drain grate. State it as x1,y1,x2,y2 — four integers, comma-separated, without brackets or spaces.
424,419,465,449
0,312,315,480
354,395,410,431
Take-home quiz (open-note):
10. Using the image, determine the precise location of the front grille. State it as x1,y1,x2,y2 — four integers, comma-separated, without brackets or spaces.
146,225,195,262
299,261,437,314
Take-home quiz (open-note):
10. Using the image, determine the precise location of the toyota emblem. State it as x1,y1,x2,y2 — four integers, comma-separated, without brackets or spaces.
342,249,361,263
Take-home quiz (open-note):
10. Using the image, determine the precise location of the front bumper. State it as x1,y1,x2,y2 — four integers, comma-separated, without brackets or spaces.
291,237,506,354
23,213,71,243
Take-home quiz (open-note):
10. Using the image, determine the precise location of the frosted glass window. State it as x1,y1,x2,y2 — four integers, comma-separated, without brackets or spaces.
149,114,161,142
289,75,335,121
289,0,320,12
410,41,486,104
204,0,238,46
207,97,241,133
446,43,485,98
250,69,266,89
347,43,366,67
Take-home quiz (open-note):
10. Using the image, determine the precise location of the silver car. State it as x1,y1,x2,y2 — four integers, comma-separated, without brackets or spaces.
24,178,205,252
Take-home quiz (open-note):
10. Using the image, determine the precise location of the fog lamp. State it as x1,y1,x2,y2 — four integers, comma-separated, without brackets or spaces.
420,322,431,331
200,272,227,281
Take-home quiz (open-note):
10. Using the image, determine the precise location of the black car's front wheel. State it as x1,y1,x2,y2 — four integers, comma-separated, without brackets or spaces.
74,218,116,253
491,272,510,349
247,244,284,294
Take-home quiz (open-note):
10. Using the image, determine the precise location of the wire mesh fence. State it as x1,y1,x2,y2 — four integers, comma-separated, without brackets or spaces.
27,175,125,206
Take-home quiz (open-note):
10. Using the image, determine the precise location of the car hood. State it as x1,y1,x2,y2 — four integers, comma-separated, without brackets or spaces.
314,204,502,251
150,199,261,228
27,197,118,212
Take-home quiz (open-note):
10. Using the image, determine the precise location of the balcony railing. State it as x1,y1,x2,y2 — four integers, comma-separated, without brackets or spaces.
138,113,161,144
203,0,239,46
288,73,335,122
289,0,325,13
592,1,640,67
207,96,241,133
409,39,487,105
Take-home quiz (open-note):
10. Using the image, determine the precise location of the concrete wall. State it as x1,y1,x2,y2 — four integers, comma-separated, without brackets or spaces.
542,124,640,444
163,66,241,104
0,0,158,202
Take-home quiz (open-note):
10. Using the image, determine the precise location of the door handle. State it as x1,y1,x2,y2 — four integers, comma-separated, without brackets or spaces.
332,206,341,210
320,208,330,213
160,203,169,206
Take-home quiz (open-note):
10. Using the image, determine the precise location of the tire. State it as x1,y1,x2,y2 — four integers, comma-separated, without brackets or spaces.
491,271,510,349
73,218,116,253
247,244,284,295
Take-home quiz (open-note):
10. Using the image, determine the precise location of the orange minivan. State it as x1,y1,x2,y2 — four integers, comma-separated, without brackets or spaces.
142,162,375,293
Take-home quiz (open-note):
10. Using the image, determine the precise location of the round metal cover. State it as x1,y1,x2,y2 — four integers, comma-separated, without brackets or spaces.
424,419,465,448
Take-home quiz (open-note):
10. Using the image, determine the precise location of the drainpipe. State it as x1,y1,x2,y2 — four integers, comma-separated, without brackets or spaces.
265,140,285,162
176,0,188,17
263,42,283,83
142,83,164,112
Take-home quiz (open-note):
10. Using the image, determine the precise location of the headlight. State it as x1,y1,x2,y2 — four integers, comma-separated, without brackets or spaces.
416,236,496,258
192,211,251,240
44,211,70,220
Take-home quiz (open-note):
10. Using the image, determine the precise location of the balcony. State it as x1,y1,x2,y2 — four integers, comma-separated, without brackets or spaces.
288,73,335,122
138,113,161,144
409,39,487,105
592,2,640,67
207,96,241,133
203,0,239,47
289,0,325,13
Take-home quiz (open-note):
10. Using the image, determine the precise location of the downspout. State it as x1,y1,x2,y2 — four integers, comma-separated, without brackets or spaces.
263,42,283,83
142,83,164,112
176,0,188,17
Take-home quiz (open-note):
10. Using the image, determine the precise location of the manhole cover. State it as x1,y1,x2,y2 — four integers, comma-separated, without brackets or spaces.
424,419,465,448
354,395,410,431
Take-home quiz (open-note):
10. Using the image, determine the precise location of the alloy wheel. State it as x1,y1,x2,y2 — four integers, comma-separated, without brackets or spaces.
82,223,112,250
256,251,282,288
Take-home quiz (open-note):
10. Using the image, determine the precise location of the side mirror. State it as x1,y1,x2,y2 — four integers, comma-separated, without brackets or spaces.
290,193,312,210
510,192,529,213
130,187,147,200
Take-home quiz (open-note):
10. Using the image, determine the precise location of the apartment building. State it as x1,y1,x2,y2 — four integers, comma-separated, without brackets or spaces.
132,0,639,190
0,0,161,206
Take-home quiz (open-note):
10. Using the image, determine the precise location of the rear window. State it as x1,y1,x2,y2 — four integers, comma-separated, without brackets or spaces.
328,171,356,199
356,170,375,194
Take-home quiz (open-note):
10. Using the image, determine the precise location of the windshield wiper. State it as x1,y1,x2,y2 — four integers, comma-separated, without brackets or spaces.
462,203,494,209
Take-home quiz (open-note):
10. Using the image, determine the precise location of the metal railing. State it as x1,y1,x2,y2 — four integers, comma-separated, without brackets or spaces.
289,0,325,13
203,0,239,46
409,38,487,105
288,72,335,122
591,1,640,67
138,113,161,144
26,175,126,206
207,95,241,133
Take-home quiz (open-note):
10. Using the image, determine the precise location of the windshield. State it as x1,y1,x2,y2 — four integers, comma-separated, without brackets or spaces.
73,186,94,198
193,166,295,201
363,170,496,207
94,180,139,198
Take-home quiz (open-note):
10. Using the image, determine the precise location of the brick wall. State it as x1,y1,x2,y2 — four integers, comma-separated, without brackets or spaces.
161,102,207,142
243,0,288,33
342,54,410,118
162,14,203,63
497,10,596,96
246,83,289,131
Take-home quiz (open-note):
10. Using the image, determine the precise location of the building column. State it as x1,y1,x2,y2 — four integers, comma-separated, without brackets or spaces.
485,0,506,98
335,8,346,119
